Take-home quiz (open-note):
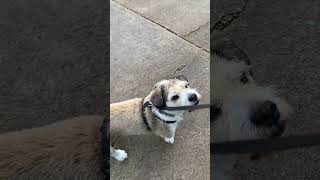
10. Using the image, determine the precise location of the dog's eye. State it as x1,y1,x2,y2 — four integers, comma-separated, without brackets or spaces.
240,72,249,84
185,84,189,88
171,95,179,100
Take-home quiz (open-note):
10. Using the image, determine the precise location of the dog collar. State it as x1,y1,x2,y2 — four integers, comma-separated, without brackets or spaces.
141,99,177,130
141,99,152,131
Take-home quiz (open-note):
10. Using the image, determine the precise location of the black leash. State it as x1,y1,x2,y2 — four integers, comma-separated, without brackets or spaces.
160,99,222,111
211,133,320,154
161,103,212,111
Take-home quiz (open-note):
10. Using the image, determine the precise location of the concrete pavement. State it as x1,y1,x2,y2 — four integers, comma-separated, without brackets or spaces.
113,0,210,52
110,1,209,179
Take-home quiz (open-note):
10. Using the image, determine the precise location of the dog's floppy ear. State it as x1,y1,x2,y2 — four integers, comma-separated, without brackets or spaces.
150,85,166,108
174,75,188,82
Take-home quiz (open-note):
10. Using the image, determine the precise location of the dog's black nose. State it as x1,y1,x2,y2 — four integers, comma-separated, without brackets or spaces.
250,100,280,126
188,93,198,102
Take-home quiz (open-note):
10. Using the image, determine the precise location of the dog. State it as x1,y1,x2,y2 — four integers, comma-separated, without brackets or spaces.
211,39,292,179
110,75,201,161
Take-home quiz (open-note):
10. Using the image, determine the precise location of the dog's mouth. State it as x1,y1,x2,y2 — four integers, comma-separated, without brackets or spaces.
187,100,200,112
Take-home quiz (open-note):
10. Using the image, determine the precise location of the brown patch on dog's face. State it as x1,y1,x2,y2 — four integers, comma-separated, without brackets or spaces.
150,84,168,108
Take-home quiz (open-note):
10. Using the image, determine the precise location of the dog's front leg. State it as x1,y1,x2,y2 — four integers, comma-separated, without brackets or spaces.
164,123,177,144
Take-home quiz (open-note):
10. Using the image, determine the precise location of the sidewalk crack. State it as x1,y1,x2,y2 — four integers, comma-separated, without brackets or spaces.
183,22,209,38
211,0,248,33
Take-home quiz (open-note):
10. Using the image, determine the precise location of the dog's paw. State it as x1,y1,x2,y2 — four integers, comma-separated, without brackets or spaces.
114,149,128,161
164,137,174,144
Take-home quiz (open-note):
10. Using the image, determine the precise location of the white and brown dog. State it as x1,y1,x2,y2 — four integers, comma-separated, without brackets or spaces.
110,75,201,161
211,39,292,179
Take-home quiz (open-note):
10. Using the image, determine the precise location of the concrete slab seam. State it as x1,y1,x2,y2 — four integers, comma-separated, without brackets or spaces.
112,0,210,53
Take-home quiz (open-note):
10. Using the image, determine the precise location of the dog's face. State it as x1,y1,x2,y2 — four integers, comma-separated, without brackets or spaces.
212,57,292,141
149,75,201,109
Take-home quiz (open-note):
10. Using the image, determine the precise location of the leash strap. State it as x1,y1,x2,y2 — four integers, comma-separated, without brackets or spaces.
161,99,222,111
162,104,212,111
211,133,320,154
